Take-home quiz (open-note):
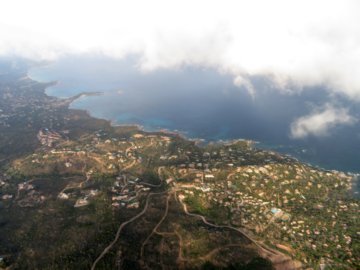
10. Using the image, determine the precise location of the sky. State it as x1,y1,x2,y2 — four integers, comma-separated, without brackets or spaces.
0,0,359,138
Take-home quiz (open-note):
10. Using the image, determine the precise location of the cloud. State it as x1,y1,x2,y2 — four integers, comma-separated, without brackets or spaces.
290,105,357,139
0,0,360,100
233,75,256,98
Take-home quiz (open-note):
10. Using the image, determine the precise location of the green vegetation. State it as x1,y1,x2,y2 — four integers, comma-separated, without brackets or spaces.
201,257,274,270
0,59,358,269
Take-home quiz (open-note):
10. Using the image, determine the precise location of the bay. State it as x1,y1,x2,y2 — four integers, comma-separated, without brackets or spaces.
29,54,360,175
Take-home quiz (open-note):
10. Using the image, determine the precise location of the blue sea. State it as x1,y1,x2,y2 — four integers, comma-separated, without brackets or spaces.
29,54,360,177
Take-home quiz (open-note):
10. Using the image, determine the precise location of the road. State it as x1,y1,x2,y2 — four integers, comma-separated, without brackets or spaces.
91,191,167,270
91,165,300,270
59,159,89,194
121,159,137,171
140,192,171,260
125,142,135,156
177,194,301,269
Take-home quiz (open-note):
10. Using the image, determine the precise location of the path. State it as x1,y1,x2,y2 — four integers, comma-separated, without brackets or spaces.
140,193,171,260
91,191,167,270
177,194,301,269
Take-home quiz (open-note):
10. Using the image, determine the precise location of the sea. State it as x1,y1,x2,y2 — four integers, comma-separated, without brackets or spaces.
29,54,360,185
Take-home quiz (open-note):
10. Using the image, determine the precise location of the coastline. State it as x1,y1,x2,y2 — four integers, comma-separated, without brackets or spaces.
28,69,360,193
2,63,358,269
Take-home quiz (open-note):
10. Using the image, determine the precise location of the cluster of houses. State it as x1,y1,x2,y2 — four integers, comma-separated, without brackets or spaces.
73,189,100,207
58,189,100,207
10,125,357,267
0,177,45,207
14,180,46,208
37,128,63,147
110,175,150,209
172,155,358,265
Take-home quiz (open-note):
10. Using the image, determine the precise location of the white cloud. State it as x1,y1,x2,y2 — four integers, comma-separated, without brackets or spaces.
0,0,360,99
290,105,357,139
233,75,256,98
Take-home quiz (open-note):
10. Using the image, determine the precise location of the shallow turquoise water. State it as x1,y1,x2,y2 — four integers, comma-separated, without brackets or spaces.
29,54,360,175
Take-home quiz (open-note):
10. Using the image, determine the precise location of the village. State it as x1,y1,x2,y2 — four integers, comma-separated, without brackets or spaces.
1,127,359,269
1,59,359,269
170,153,358,267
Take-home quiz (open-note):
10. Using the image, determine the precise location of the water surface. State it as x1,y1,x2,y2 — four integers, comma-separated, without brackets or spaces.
29,54,360,174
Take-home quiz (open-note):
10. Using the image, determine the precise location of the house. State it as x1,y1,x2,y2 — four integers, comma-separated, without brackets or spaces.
58,193,69,200
127,202,140,209
271,208,282,215
112,202,120,208
166,178,173,184
74,198,89,207
133,134,144,139
2,194,13,200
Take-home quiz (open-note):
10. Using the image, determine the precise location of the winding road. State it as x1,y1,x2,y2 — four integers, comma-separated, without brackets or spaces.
140,192,171,260
91,191,167,270
177,193,301,269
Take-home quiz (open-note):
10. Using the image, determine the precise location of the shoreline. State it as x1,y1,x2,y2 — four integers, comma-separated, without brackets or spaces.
28,69,360,190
